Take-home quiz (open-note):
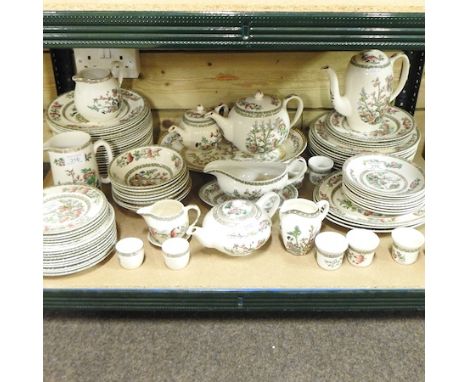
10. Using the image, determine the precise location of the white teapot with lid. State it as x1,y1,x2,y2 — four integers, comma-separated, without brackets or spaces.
205,91,303,159
168,104,228,150
187,192,280,256
323,49,410,132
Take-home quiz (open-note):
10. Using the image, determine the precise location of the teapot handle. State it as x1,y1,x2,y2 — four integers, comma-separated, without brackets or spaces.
93,139,114,184
283,94,304,129
285,157,307,186
389,53,410,102
214,103,229,117
256,192,281,219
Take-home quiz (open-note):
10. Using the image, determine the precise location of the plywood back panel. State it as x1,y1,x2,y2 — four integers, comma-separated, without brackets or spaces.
43,51,424,111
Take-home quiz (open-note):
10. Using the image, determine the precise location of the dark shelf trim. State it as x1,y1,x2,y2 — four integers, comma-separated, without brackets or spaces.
43,11,425,50
44,288,425,312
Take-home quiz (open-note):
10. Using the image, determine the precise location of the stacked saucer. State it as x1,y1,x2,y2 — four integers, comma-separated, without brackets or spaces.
43,184,117,276
342,154,425,216
308,106,420,168
109,145,191,212
46,89,153,175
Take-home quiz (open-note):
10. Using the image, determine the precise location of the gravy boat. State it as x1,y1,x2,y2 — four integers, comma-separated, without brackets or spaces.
204,157,307,199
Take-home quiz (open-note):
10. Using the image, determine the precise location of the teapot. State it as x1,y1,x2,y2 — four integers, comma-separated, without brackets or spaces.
205,91,303,159
323,49,410,132
187,192,280,256
204,157,307,199
168,104,228,150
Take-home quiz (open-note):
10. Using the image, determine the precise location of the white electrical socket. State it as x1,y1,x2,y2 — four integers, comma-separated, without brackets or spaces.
73,48,141,78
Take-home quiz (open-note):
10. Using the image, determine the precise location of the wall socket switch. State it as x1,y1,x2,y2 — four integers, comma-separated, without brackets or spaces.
73,48,141,78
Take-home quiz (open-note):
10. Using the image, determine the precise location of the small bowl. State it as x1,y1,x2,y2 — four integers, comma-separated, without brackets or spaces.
116,237,145,270
346,229,380,267
391,227,425,265
315,231,348,271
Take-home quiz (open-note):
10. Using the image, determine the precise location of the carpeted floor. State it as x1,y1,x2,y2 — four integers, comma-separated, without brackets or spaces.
43,311,424,382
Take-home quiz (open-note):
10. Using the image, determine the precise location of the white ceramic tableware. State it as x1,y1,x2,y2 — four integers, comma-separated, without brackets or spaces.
204,157,306,199
391,227,425,265
346,229,380,267
168,104,228,150
279,198,329,256
72,67,123,122
315,232,348,271
115,237,145,270
44,131,114,187
162,238,190,270
308,156,334,185
188,192,280,256
137,200,200,246
205,91,303,159
323,49,409,132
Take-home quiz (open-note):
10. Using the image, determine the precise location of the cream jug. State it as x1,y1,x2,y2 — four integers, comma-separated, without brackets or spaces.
168,104,228,150
205,91,303,159
72,65,123,122
323,49,410,132
279,198,329,256
43,131,114,187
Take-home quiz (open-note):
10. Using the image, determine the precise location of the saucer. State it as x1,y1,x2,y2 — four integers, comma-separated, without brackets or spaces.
147,232,190,247
160,129,307,172
199,180,298,207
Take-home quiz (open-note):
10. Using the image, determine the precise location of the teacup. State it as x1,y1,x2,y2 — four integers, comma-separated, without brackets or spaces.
116,237,145,270
308,156,334,185
346,229,380,267
162,237,190,270
137,200,201,246
391,227,425,265
315,231,348,270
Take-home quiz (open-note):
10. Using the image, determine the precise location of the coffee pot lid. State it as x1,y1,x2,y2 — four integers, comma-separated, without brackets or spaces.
235,91,282,114
350,50,391,68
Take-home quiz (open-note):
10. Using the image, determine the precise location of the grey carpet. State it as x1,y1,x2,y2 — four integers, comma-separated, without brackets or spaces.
43,312,424,382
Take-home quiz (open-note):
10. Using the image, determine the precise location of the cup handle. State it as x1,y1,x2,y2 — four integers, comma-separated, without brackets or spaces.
389,52,410,102
93,139,114,184
285,157,307,185
184,205,201,234
283,94,304,129
214,103,229,117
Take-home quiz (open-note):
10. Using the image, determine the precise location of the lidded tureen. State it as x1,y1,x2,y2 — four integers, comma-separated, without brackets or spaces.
205,91,303,159
168,104,228,150
187,192,280,256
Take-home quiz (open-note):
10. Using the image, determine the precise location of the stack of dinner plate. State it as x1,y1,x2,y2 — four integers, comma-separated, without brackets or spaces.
43,184,117,276
308,106,421,168
109,145,191,212
46,89,153,175
312,154,425,232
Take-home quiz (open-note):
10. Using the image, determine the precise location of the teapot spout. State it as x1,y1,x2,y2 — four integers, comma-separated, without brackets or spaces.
322,66,352,117
204,110,234,142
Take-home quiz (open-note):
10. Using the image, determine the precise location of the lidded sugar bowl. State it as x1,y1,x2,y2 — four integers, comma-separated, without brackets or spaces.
168,104,228,150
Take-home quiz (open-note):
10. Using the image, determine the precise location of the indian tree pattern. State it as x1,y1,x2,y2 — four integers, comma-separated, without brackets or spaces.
364,171,405,191
245,118,288,154
87,88,121,115
221,201,252,217
128,169,171,186
43,198,85,224
149,225,187,243
49,101,62,121
358,76,393,125
409,178,422,190
54,153,92,167
195,131,222,150
63,168,98,187
362,159,403,169
392,248,408,263
185,110,205,119
232,189,264,200
116,147,162,167
237,98,262,111
284,225,315,255
227,238,267,256
361,52,386,64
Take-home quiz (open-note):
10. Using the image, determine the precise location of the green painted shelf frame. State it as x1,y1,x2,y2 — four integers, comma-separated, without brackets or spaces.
43,10,425,312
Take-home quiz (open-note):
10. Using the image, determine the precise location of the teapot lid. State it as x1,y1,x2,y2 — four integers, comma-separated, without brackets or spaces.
183,105,216,125
350,50,391,69
212,199,268,236
235,91,282,115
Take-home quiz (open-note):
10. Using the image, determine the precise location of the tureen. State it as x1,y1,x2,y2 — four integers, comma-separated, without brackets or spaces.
187,192,280,256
